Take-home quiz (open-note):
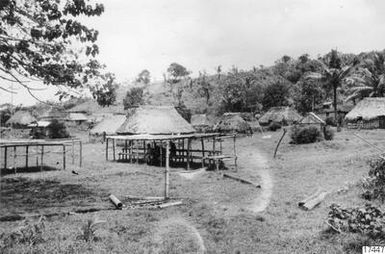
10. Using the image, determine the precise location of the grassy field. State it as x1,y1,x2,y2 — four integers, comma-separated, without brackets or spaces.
1,128,384,253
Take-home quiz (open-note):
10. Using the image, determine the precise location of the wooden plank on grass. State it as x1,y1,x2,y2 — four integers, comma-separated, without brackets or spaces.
223,173,261,188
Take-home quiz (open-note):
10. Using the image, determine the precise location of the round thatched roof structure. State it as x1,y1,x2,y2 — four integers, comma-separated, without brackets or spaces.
345,98,385,121
259,107,302,125
214,114,250,133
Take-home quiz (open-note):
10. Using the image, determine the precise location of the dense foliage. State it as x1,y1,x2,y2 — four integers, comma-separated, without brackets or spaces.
0,0,116,105
123,87,144,109
362,158,385,202
290,125,322,144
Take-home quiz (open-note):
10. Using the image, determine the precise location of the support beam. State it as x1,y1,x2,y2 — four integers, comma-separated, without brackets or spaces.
112,139,116,161
62,145,66,170
71,140,75,165
187,138,191,170
105,138,109,161
4,147,7,170
201,138,205,167
40,145,44,171
25,145,29,169
13,146,16,173
165,141,170,199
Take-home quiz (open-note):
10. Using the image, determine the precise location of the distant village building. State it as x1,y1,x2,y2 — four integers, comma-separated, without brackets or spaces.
299,112,326,131
191,114,212,132
214,113,251,133
345,98,385,129
6,111,36,128
259,107,302,126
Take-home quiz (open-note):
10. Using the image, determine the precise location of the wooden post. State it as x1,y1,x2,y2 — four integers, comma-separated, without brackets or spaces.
71,140,75,165
187,138,191,170
4,146,7,170
112,138,116,161
79,141,82,167
125,140,128,161
201,138,205,167
233,135,238,172
105,138,109,161
40,145,44,171
160,141,163,166
129,141,133,163
274,129,287,158
165,140,170,199
25,145,29,169
136,142,139,163
213,137,216,155
13,146,16,173
62,145,66,170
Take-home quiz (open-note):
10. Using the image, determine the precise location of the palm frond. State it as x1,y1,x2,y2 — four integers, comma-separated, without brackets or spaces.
305,72,323,80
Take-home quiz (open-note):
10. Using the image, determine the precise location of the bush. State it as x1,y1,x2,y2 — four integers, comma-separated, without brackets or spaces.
323,126,335,140
48,120,69,139
290,125,322,144
268,122,281,131
325,117,336,126
362,158,385,202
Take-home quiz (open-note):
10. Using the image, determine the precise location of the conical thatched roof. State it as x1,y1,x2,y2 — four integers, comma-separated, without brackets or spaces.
345,98,385,121
300,112,325,125
6,111,36,126
191,114,210,126
116,106,195,135
214,114,251,133
259,107,302,125
90,114,127,135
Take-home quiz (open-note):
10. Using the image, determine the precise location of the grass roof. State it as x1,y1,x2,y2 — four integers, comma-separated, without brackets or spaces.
259,107,302,124
6,111,36,126
345,98,385,121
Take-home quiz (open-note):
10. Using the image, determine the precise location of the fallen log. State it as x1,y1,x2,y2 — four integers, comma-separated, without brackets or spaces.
223,173,261,188
109,194,123,209
299,191,328,210
156,201,183,209
126,195,165,201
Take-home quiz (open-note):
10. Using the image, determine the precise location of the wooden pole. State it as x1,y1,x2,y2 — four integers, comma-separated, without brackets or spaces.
112,138,116,161
274,128,287,158
201,138,205,167
233,135,238,172
62,145,66,170
125,140,128,161
130,141,133,163
71,140,75,165
40,145,44,171
105,138,109,161
25,145,29,169
187,138,191,170
165,141,170,199
4,146,7,170
13,146,16,173
160,141,163,166
79,141,82,167
213,137,216,155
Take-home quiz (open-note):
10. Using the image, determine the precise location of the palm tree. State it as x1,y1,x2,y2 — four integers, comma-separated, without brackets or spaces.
345,52,385,103
305,50,355,122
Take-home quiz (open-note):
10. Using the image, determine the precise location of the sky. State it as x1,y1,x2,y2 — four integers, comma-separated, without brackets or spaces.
2,0,385,105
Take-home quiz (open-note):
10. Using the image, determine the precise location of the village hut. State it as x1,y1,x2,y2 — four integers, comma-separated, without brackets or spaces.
90,114,127,135
191,114,212,132
345,98,385,129
259,107,302,126
116,106,195,135
66,113,88,125
299,112,326,131
39,107,67,121
213,113,251,133
6,111,36,128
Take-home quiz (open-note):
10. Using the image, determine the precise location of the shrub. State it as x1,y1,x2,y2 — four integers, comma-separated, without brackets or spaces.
268,122,281,131
323,126,335,140
361,158,385,202
325,117,336,126
48,120,69,139
290,125,322,144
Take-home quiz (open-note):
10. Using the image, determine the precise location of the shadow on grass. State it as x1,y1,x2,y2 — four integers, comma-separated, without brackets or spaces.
0,177,103,215
0,166,59,176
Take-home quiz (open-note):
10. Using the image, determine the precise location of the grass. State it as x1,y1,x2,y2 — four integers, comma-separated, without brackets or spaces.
1,128,385,253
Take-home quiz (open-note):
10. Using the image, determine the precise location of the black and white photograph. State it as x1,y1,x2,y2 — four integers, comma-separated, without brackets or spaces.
1,0,385,253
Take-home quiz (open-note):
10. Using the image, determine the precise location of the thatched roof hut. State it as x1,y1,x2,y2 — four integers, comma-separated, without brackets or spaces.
6,111,36,127
116,106,195,135
90,114,127,135
259,107,302,125
300,112,325,125
345,98,385,121
214,113,251,133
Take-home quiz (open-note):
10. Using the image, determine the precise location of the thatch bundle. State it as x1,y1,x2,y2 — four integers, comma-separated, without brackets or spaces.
259,107,302,125
214,113,251,133
6,111,36,127
345,98,385,121
116,106,195,135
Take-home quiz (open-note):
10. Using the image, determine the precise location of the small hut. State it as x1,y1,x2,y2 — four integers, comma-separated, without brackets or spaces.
214,113,251,133
90,114,127,135
345,98,385,129
6,111,36,128
299,112,326,131
66,113,88,125
259,107,302,126
116,106,195,135
191,114,211,132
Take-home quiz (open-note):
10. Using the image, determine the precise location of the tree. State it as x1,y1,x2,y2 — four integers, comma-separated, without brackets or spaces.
262,80,291,109
0,0,116,106
345,52,385,103
305,50,355,122
123,87,144,109
294,79,324,114
197,71,212,104
166,63,190,84
136,69,151,84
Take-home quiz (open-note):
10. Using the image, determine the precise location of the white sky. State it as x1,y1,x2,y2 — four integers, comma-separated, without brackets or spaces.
2,0,385,105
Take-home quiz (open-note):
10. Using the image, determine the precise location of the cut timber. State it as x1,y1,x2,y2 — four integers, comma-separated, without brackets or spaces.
126,195,165,201
298,190,328,210
157,201,183,209
109,194,123,209
223,173,261,188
